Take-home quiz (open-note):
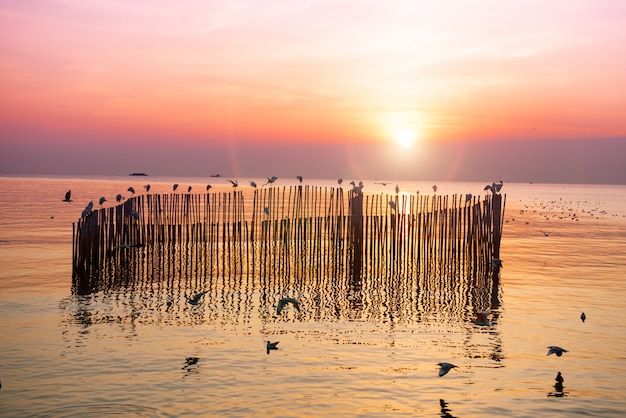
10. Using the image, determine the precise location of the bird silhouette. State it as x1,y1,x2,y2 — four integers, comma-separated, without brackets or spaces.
465,193,472,203
395,184,400,194
388,200,397,211
228,180,238,188
263,176,278,186
547,346,568,357
484,181,503,195
297,175,303,183
438,362,458,377
81,201,94,218
187,290,208,305
206,184,212,191
338,178,343,185
264,207,270,216
266,341,279,354
492,258,503,269
580,312,586,322
432,184,438,193
250,181,257,188
128,187,135,194
99,196,107,206
116,194,124,202
63,190,72,202
540,230,551,236
144,184,151,192
187,186,192,193
276,297,300,314
173,183,179,191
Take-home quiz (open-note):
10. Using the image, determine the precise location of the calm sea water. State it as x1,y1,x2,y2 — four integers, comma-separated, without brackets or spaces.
1,175,625,417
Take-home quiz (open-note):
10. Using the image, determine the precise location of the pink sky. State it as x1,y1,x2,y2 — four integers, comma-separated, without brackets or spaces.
1,1,626,183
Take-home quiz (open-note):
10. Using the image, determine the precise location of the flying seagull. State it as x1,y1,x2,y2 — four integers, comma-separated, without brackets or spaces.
438,362,458,377
128,187,135,194
547,346,568,357
144,184,151,192
206,184,212,191
296,175,303,183
63,190,72,202
187,290,208,305
484,181,503,195
266,341,279,354
276,297,300,314
540,231,551,236
228,180,238,188
263,176,278,186
173,183,179,191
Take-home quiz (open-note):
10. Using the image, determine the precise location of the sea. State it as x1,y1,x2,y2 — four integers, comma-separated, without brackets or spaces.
1,175,625,417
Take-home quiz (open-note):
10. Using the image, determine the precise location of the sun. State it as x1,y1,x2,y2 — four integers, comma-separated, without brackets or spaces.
393,129,417,149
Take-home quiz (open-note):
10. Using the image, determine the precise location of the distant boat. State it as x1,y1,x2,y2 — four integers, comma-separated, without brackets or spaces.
210,174,221,177
129,172,148,176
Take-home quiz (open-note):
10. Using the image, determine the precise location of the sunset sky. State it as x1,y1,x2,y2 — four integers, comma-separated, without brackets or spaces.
1,0,625,183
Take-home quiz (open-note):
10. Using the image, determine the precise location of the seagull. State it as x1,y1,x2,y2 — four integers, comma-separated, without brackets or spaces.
276,297,300,314
144,184,151,192
438,362,458,377
81,201,93,218
540,231,551,236
465,193,472,203
472,311,492,326
63,190,72,202
580,312,586,322
187,186,192,192
228,180,238,188
250,181,257,188
388,200,397,211
547,346,568,357
187,290,208,305
266,341,279,354
484,181,503,195
173,183,179,191
128,187,135,194
395,184,400,194
264,207,270,216
99,196,107,206
130,209,139,220
338,178,343,185
296,175,303,183
432,184,438,193
116,194,124,202
206,184,212,191
263,176,278,186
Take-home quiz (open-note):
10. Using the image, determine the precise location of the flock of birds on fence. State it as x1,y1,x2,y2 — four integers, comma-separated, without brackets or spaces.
62,176,505,222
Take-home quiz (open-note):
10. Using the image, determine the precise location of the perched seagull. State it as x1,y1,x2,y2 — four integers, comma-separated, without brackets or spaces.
263,176,278,186
388,200,397,211
296,175,303,183
206,184,212,191
144,184,151,192
266,341,279,354
438,362,458,377
432,184,438,193
187,290,208,305
276,297,300,314
128,187,135,194
228,180,238,188
63,190,72,202
580,312,586,322
264,207,270,216
395,184,400,194
81,201,94,218
547,346,568,357
116,194,124,202
472,311,492,326
492,258,503,269
484,181,503,195
465,193,472,203
250,181,257,188
337,178,343,185
99,196,107,206
173,183,179,191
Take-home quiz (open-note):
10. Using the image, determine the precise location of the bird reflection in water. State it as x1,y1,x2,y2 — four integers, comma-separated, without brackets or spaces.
548,371,566,397
439,399,456,418
182,357,200,377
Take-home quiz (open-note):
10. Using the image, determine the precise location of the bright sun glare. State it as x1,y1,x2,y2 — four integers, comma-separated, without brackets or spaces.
393,129,416,149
